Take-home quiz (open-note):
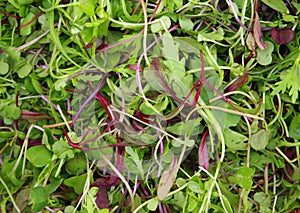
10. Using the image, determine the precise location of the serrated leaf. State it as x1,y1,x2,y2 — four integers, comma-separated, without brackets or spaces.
26,146,52,167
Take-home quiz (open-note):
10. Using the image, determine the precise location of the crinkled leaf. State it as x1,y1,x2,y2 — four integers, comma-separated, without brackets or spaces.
26,146,52,167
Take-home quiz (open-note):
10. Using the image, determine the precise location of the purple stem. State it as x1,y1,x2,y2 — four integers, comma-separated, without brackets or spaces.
136,24,180,101
71,73,108,128
226,0,249,31
41,95,59,111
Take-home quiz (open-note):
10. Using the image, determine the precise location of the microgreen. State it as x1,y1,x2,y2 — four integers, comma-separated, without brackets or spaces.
0,0,300,212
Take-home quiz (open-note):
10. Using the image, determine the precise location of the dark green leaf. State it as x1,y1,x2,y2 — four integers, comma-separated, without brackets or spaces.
64,174,87,194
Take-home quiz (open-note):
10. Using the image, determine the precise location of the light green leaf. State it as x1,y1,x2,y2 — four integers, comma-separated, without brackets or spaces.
0,62,9,75
236,167,254,189
253,192,272,213
179,17,194,31
151,16,171,33
20,12,36,36
224,128,248,152
26,146,52,167
261,0,289,14
147,198,158,211
78,0,95,16
162,33,179,61
250,130,269,150
256,41,273,65
17,62,32,78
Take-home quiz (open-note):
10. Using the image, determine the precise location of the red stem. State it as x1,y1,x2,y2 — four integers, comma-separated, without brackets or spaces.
20,11,43,28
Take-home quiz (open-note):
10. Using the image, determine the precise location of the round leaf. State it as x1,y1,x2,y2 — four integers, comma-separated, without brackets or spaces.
0,62,9,75
256,41,273,66
26,146,52,167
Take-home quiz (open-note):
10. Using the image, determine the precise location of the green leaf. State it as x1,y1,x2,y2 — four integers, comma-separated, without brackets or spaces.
65,154,87,175
3,104,21,120
52,139,75,159
224,128,248,152
78,0,95,16
30,187,48,212
289,114,300,139
261,0,289,14
26,146,52,167
0,62,9,75
147,198,158,211
235,167,254,189
179,17,194,31
162,33,179,61
256,41,273,65
187,197,198,212
16,62,32,78
20,12,36,36
151,16,171,33
253,192,272,213
272,66,300,103
188,181,203,194
250,130,269,150
64,174,87,194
